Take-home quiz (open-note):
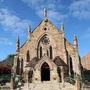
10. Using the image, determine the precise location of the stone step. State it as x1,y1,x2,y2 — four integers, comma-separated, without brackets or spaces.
21,82,76,90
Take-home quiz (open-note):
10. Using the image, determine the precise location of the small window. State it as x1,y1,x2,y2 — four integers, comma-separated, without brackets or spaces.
47,50,49,56
40,47,42,58
50,46,53,59
69,57,74,77
27,50,30,62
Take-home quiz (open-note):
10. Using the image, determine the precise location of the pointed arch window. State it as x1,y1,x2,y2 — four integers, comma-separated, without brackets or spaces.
21,59,23,74
40,46,42,58
16,57,20,75
50,46,53,59
47,50,49,56
27,50,30,62
69,57,74,77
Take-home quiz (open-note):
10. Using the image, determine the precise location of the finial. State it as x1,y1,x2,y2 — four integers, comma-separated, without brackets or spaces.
28,25,31,33
74,35,77,42
16,35,20,44
28,25,32,39
73,35,78,49
61,23,64,32
16,35,20,53
44,8,48,18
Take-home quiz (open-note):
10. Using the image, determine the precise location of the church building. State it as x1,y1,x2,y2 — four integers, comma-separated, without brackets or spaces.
12,9,81,90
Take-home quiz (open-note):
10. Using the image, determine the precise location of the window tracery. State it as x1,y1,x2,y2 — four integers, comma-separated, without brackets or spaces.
37,34,53,59
41,35,50,45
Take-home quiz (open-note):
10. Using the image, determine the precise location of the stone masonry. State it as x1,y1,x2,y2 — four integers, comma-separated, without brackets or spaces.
11,9,81,90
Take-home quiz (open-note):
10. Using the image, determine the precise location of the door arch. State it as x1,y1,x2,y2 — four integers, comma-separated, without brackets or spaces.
41,62,50,81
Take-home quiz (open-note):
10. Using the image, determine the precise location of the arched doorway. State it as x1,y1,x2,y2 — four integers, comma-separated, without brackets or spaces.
41,62,50,81
69,57,74,78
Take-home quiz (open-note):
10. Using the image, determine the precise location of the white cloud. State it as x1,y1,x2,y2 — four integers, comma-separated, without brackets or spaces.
69,0,90,19
0,0,4,2
37,9,68,22
21,0,67,22
48,10,68,21
22,0,60,9
0,8,31,35
80,27,90,40
0,37,13,46
21,0,90,20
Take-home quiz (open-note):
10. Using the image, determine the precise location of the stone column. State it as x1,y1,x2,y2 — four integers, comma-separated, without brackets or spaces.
25,69,29,90
68,57,71,77
10,75,14,89
61,66,64,85
25,69,29,83
75,77,81,90
13,55,18,74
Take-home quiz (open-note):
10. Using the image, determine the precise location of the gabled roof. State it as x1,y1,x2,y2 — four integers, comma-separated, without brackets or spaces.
28,57,39,68
20,18,61,49
53,56,67,66
32,18,60,33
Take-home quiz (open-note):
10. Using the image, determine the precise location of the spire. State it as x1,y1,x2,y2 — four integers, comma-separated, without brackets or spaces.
61,23,64,32
73,35,78,49
16,35,20,53
44,8,48,19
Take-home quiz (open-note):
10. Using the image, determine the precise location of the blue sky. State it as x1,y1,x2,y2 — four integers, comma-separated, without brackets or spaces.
0,0,90,60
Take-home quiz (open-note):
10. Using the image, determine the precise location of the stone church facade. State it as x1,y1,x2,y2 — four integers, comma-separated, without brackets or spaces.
12,10,81,90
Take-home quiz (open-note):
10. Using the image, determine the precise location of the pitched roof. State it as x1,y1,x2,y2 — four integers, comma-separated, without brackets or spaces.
28,57,39,68
53,56,67,66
